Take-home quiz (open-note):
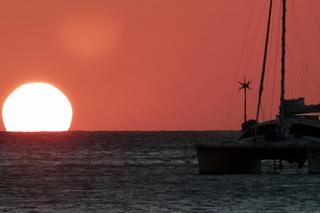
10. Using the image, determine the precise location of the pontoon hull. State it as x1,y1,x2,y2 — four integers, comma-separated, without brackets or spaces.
197,143,320,174
197,145,261,174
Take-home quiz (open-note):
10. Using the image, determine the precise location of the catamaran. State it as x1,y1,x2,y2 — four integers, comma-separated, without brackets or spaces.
197,0,320,174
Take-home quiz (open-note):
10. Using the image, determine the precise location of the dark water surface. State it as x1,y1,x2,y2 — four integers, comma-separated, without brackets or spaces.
0,131,319,212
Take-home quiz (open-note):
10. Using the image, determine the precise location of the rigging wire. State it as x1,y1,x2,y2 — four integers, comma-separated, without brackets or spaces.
223,0,320,129
242,1,270,75
256,0,273,122
291,0,304,98
263,0,281,120
287,51,320,98
239,0,269,122
301,62,307,97
291,0,305,98
292,2,310,93
305,0,320,96
270,0,281,119
224,0,256,129
288,0,297,97
307,0,320,34
261,104,266,121
241,0,269,122
292,1,320,99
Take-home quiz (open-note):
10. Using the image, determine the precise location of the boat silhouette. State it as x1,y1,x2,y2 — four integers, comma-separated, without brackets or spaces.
197,0,320,174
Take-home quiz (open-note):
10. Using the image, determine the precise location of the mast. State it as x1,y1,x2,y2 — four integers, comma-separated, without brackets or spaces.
239,78,251,123
279,0,286,135
256,0,273,122
244,82,247,123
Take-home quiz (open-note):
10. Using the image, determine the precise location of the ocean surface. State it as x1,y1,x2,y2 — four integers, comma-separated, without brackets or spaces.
0,131,319,213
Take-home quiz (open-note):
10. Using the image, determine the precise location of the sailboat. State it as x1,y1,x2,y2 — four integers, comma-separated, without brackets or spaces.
197,0,320,174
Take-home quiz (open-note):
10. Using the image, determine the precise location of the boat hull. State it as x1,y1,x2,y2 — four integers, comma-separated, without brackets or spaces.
197,145,261,174
197,142,320,174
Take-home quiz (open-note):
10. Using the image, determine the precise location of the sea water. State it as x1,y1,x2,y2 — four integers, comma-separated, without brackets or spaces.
0,131,319,212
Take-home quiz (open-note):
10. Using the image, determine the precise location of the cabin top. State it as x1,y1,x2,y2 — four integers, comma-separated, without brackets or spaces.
284,97,320,119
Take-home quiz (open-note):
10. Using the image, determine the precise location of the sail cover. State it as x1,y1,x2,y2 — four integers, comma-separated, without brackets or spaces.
284,97,320,117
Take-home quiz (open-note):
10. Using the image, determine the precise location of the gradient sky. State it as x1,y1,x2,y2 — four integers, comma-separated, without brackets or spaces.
1,0,320,131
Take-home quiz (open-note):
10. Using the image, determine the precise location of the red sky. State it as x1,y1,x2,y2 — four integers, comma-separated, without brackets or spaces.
1,0,320,131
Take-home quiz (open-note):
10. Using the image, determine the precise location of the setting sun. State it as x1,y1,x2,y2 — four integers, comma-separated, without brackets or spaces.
2,82,73,132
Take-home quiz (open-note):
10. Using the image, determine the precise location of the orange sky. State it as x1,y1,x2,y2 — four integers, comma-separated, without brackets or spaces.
1,0,320,131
